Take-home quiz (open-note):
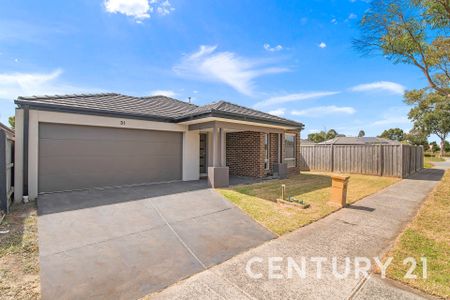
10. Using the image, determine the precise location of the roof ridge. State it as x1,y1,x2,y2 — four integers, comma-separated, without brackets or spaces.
216,100,299,123
140,95,198,108
17,93,119,100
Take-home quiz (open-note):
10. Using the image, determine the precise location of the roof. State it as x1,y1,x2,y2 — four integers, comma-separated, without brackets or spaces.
0,122,14,137
15,93,303,128
319,137,401,145
177,100,302,127
301,139,316,145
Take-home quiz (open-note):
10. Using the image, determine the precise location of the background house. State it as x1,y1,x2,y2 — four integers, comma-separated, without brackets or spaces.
318,136,401,145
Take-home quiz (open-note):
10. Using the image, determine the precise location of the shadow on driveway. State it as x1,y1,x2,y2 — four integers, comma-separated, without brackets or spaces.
37,180,209,215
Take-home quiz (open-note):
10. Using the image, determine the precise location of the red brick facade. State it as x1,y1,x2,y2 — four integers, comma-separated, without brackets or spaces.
226,131,264,177
225,130,301,178
269,133,279,174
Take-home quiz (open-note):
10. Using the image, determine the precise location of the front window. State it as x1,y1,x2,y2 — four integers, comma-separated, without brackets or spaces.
264,133,269,170
285,134,296,168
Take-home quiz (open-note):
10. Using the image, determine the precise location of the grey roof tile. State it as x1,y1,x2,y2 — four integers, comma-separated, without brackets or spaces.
177,100,302,127
15,93,303,128
16,93,198,120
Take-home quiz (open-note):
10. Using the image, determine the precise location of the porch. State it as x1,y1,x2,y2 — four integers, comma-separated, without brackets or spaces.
188,120,300,188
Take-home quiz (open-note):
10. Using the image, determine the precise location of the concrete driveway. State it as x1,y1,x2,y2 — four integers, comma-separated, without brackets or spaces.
37,180,275,300
151,169,444,300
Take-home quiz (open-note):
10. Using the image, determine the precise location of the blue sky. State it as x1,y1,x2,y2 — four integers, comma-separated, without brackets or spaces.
0,0,436,139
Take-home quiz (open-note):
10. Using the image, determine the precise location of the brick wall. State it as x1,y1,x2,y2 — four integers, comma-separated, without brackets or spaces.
225,130,300,178
226,131,265,177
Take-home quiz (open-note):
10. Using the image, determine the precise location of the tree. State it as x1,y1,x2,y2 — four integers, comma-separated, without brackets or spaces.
379,128,406,141
354,0,450,96
358,130,365,137
326,129,338,140
445,140,450,153
405,129,428,147
308,129,340,143
8,116,15,129
405,89,450,156
429,141,440,152
307,131,327,143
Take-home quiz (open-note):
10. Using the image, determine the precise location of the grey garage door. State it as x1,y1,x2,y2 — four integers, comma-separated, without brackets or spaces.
38,123,182,193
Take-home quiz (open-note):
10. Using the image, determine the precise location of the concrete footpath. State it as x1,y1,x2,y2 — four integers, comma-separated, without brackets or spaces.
150,168,445,300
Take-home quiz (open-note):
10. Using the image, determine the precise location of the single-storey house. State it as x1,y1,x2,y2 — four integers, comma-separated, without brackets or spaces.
300,139,316,145
14,93,303,201
319,136,401,145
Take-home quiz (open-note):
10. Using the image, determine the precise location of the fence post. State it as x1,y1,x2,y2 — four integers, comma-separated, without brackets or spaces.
419,146,421,171
400,144,404,178
0,131,6,212
330,144,334,172
377,145,384,176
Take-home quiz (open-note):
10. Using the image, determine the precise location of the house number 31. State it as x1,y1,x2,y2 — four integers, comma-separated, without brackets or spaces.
120,120,126,125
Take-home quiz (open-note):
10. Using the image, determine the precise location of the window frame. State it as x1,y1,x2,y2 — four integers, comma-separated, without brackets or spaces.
284,133,296,168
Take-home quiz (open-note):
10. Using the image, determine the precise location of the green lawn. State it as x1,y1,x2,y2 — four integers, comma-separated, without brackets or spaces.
424,156,445,168
384,170,450,298
219,172,400,235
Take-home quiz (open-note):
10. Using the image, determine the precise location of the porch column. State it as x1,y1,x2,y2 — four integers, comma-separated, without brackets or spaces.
277,133,281,163
212,126,220,167
220,128,226,167
208,125,229,188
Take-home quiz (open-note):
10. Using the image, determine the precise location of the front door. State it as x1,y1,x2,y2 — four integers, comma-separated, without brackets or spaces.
199,133,207,175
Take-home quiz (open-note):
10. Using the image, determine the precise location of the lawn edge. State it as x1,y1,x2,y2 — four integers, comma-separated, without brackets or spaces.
219,172,402,236
215,189,280,237
377,171,449,299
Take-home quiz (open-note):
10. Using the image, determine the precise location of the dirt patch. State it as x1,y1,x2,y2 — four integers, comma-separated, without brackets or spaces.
0,202,40,299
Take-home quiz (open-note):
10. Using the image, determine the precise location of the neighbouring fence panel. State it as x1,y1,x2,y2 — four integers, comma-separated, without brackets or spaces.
0,130,14,213
300,144,423,178
299,145,332,172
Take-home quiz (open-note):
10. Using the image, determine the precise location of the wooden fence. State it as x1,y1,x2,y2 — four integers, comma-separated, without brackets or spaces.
0,129,14,213
299,144,423,178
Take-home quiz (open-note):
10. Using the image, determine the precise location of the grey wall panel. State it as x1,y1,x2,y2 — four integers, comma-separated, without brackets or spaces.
38,123,182,192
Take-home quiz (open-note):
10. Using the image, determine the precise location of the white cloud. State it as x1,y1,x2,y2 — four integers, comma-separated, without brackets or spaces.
254,91,340,108
263,43,283,52
350,81,405,95
104,0,174,22
331,18,337,24
371,117,409,126
370,106,411,126
154,0,174,16
150,89,177,97
173,45,288,96
291,105,356,117
0,69,100,100
319,42,327,48
267,108,286,116
348,13,357,19
104,0,151,21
